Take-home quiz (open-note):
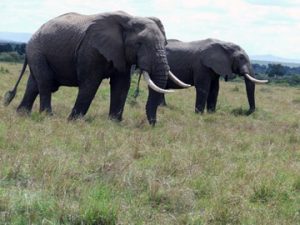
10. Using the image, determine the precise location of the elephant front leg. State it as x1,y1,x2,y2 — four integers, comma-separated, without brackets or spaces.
146,89,163,126
109,73,130,121
195,88,208,113
159,94,167,107
68,78,102,120
39,88,53,114
194,77,211,114
206,78,219,113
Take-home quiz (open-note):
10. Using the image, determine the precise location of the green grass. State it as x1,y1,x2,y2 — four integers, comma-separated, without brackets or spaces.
0,62,300,224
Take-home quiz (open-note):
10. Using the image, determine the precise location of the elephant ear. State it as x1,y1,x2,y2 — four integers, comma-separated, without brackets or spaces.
147,17,167,44
84,12,131,72
201,42,233,77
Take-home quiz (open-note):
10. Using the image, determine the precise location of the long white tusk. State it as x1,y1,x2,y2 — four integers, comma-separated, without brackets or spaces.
245,73,269,84
168,71,191,88
142,71,174,93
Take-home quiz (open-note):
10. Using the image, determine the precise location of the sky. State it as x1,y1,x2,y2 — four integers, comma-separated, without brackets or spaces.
0,0,300,60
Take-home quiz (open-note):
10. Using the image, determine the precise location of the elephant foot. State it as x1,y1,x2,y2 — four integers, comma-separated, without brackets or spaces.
108,114,122,122
207,108,216,113
195,108,204,114
68,111,84,121
158,97,167,107
40,109,53,116
159,101,167,107
246,108,255,115
148,118,156,127
16,107,31,116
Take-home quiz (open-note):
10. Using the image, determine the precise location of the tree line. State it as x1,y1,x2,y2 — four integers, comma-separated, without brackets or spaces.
252,63,300,77
0,42,26,55
0,42,26,62
252,63,300,86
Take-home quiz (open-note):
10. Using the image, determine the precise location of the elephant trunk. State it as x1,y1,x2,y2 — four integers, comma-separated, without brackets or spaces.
244,74,255,114
146,50,170,125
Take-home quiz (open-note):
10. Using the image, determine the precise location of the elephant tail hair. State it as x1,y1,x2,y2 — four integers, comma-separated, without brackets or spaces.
3,57,28,106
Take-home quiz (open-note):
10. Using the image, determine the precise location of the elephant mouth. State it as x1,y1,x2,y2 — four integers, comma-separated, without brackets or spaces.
244,73,269,84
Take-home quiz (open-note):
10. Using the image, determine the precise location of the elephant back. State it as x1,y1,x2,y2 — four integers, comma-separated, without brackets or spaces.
27,13,92,60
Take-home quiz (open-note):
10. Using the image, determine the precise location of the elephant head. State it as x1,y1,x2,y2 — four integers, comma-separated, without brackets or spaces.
201,39,268,113
89,11,189,125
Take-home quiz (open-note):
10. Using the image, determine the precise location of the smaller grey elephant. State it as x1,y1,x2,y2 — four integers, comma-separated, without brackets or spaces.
161,38,268,113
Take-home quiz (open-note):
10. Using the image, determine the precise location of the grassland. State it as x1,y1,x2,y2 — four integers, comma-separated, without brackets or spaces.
0,62,299,225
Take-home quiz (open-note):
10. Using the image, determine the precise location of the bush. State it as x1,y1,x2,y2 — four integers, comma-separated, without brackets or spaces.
287,75,300,86
0,66,9,74
269,75,300,86
0,52,24,62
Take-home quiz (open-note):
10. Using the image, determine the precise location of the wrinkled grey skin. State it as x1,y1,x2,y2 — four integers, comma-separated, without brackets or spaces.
11,11,170,125
162,38,256,114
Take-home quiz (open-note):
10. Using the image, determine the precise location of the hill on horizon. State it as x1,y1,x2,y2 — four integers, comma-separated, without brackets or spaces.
0,32,31,43
251,54,300,66
251,59,300,68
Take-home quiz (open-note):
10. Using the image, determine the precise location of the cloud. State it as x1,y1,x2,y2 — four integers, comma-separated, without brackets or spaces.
0,0,300,59
245,0,300,7
149,0,300,59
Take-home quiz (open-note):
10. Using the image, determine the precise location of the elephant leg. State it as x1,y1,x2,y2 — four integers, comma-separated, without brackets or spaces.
206,78,219,113
39,89,52,114
159,94,167,107
146,89,163,126
109,72,130,121
29,56,55,114
68,77,102,120
17,74,39,113
194,76,211,114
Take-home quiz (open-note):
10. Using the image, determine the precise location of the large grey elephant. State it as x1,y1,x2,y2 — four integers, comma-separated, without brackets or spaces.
161,39,268,113
4,11,189,125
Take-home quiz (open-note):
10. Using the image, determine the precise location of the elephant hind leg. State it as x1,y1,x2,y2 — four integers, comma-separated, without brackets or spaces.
29,56,55,114
206,78,219,113
17,74,39,114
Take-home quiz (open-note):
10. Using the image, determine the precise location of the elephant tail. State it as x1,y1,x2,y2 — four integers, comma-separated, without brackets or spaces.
3,57,28,106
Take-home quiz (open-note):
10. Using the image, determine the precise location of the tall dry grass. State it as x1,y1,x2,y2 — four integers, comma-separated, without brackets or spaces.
0,62,299,224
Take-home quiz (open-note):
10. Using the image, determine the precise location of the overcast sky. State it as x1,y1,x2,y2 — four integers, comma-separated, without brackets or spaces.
0,0,299,59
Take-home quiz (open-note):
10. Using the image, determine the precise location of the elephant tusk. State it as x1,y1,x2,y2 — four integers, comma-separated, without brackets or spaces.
142,71,175,94
168,71,191,88
245,73,269,84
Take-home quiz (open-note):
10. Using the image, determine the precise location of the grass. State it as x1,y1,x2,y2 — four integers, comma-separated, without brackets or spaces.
0,62,299,224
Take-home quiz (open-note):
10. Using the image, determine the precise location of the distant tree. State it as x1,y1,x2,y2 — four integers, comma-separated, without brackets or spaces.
286,66,300,75
0,43,13,52
15,43,26,55
266,64,286,77
252,63,267,75
288,75,300,86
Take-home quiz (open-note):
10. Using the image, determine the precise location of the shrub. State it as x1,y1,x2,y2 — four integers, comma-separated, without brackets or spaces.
0,52,24,62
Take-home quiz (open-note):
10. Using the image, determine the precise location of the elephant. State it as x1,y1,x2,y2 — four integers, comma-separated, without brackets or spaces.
4,11,189,125
160,38,268,113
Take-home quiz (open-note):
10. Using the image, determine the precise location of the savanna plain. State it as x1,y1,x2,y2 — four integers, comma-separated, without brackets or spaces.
0,62,299,225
